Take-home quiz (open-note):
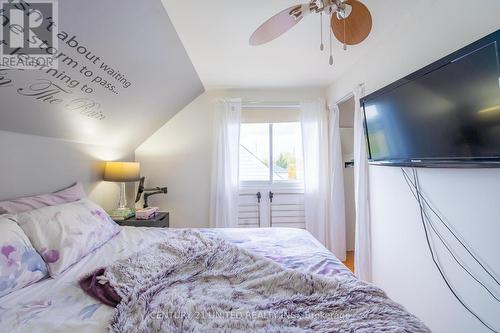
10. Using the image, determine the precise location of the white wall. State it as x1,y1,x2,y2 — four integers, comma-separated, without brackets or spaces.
327,1,500,103
134,92,216,228
0,130,134,212
135,87,326,228
370,167,500,333
326,1,500,331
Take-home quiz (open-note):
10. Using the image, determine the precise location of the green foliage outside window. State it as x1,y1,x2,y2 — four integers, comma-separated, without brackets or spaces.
276,152,296,169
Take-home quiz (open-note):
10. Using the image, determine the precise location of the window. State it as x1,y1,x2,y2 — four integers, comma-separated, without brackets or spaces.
239,123,270,182
272,122,304,183
237,107,305,230
239,122,304,186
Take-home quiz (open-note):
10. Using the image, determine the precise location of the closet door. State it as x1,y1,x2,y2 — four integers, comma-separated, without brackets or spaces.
238,189,269,228
238,189,305,229
269,189,306,229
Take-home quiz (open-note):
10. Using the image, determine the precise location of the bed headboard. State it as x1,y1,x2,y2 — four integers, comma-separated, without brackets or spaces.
0,130,135,212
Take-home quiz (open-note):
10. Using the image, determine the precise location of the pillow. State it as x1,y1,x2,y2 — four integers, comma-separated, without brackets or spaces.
0,215,48,297
0,183,86,214
16,199,120,277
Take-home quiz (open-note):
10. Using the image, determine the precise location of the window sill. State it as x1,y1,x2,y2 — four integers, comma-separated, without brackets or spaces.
239,181,304,193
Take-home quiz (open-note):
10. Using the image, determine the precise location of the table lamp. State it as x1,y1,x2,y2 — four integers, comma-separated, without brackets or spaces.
103,161,140,216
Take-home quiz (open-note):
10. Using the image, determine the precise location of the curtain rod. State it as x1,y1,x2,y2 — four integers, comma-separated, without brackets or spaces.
334,83,366,105
242,101,301,109
336,92,354,105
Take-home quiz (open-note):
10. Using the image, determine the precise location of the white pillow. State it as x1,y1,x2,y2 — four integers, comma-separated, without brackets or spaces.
0,216,48,297
16,199,121,277
0,182,87,214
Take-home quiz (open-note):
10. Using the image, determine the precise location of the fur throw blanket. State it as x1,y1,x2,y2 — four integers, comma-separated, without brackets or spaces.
97,230,429,333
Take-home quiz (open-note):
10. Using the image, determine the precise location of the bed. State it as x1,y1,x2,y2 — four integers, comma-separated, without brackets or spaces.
0,187,428,332
1,227,353,333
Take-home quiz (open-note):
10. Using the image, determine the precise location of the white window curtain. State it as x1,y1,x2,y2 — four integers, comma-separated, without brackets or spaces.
328,105,347,261
209,98,242,228
353,86,372,281
301,99,330,249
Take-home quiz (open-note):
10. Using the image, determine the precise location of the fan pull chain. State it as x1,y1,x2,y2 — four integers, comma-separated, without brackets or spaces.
329,13,333,65
343,9,347,50
320,12,324,51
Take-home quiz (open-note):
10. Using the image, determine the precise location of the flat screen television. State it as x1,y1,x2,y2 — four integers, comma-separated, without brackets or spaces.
361,29,500,167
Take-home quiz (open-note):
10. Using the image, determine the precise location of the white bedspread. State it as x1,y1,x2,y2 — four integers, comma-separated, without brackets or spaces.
0,227,350,333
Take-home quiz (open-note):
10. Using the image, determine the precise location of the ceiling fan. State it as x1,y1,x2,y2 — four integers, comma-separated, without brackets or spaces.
249,0,372,65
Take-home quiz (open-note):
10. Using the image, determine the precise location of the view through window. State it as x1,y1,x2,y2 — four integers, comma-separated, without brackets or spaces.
239,122,304,185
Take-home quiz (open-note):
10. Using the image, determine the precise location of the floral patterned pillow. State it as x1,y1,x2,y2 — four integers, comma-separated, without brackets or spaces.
16,199,121,277
0,216,48,297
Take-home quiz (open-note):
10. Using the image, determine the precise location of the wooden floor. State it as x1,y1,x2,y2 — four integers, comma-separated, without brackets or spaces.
342,251,354,272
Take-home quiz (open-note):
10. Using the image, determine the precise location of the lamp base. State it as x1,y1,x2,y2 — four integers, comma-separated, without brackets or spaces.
109,182,135,219
118,182,127,209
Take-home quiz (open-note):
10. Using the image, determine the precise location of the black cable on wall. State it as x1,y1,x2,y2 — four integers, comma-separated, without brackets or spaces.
401,168,499,333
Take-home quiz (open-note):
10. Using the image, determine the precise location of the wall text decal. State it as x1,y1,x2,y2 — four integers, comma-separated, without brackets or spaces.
1,0,136,121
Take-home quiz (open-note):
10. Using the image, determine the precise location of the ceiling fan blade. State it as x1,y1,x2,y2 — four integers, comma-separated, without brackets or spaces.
331,0,372,45
250,4,309,46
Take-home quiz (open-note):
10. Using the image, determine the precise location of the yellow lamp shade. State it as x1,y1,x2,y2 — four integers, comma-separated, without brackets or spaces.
103,162,140,182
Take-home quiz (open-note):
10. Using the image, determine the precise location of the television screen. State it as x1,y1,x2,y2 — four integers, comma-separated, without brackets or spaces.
362,32,500,167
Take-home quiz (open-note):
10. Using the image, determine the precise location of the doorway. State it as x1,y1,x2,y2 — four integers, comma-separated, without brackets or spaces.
338,96,356,272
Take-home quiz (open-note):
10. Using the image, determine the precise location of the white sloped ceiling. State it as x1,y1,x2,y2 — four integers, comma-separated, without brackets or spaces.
0,0,204,149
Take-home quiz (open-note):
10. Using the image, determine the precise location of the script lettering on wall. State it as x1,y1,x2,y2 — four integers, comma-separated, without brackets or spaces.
0,0,134,121
0,0,204,149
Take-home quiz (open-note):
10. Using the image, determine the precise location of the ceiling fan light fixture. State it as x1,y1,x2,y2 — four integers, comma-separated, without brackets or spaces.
290,4,313,19
331,0,372,46
249,0,372,65
336,4,352,20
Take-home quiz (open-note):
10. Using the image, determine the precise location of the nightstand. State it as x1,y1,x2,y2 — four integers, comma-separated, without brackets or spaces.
113,212,169,228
